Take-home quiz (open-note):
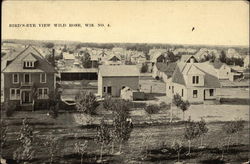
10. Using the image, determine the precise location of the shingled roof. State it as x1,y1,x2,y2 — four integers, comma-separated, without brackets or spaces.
2,45,57,73
172,62,221,88
99,65,139,77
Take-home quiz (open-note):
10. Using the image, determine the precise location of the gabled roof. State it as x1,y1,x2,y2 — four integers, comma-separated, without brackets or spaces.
172,62,221,88
99,65,139,77
2,45,57,73
108,54,121,61
172,65,186,85
164,62,177,77
155,63,169,72
22,53,38,61
212,60,224,69
179,55,198,63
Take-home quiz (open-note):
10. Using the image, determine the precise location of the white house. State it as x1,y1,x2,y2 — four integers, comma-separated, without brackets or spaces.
166,59,221,103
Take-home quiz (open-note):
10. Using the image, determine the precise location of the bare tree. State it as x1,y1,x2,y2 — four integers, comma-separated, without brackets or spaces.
74,140,88,164
13,118,35,163
75,91,99,115
96,120,111,163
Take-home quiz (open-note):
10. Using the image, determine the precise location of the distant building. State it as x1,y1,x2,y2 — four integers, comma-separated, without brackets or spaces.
105,53,122,65
1,45,57,110
98,65,140,97
211,59,231,80
244,55,249,68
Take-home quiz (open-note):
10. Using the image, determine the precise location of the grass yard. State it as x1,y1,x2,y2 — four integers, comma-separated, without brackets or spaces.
1,107,249,164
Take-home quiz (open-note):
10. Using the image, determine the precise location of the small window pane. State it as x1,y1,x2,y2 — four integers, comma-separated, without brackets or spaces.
44,89,48,95
11,89,15,95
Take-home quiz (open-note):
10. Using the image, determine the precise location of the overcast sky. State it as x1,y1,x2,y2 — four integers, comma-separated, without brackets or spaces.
2,1,249,46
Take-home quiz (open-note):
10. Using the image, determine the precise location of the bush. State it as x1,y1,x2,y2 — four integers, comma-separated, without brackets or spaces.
140,64,148,73
144,104,160,115
5,102,16,117
49,103,59,119
75,91,99,115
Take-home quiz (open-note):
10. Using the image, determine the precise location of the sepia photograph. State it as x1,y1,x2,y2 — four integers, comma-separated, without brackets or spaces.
1,1,249,164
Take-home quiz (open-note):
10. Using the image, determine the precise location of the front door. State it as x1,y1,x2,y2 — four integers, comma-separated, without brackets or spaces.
22,91,31,104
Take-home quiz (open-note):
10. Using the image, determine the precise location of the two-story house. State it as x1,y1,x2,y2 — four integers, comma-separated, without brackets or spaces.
166,56,221,103
2,45,57,110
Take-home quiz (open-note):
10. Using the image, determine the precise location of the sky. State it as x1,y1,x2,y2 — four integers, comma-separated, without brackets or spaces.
2,1,249,46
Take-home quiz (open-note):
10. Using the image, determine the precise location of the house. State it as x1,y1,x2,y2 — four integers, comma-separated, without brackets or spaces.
1,45,57,110
98,65,140,97
244,55,249,68
162,62,177,82
211,59,231,80
166,59,221,103
104,53,122,65
179,54,198,63
152,63,169,79
130,52,146,64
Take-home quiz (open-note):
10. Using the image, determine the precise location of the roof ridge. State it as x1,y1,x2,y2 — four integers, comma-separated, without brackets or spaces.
1,45,31,72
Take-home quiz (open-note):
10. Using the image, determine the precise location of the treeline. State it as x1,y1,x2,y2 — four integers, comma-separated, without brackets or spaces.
219,50,244,67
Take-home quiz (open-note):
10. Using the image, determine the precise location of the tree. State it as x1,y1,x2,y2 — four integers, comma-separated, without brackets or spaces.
220,50,226,63
96,120,111,162
102,95,114,110
81,52,92,68
44,136,60,164
144,104,160,122
222,119,245,151
75,44,82,50
171,139,183,163
179,100,190,121
140,63,148,73
0,120,8,148
44,42,55,49
197,118,208,148
112,100,133,153
75,91,99,115
184,119,200,155
172,94,183,108
48,89,61,118
74,140,88,164
172,94,190,121
13,118,35,163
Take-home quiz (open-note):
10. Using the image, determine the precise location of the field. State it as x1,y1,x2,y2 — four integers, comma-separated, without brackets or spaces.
1,103,249,164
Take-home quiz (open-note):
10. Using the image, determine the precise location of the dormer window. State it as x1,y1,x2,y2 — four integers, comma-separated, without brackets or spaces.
22,53,37,69
192,76,199,84
24,61,34,68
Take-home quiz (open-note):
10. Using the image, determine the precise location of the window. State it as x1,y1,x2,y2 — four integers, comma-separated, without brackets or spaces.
169,86,171,90
181,89,184,97
103,87,106,93
40,73,46,83
24,74,31,83
172,86,174,93
38,88,49,99
192,76,199,84
209,89,214,96
24,61,34,68
10,88,20,100
107,86,112,94
12,74,19,84
193,90,198,98
122,86,126,89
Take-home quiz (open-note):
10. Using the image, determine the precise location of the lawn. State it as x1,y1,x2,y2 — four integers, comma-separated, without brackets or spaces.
1,107,249,164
